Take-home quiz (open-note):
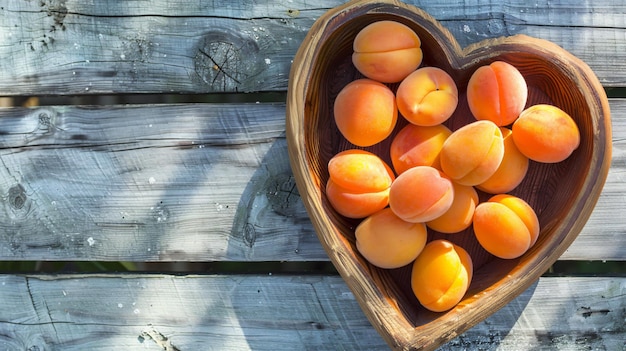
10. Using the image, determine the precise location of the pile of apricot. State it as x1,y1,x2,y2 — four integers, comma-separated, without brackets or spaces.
325,20,581,312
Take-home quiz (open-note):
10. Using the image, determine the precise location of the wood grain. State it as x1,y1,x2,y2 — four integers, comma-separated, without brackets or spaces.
1,0,625,95
0,1,622,350
0,274,622,351
0,101,623,262
0,103,319,261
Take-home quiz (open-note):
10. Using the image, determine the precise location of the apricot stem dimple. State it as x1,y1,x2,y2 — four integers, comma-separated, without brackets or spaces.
396,67,458,126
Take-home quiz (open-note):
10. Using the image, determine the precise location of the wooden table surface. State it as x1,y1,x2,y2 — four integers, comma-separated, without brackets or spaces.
0,0,624,350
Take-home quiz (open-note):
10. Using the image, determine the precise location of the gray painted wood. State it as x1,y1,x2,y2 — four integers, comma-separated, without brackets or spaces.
0,101,623,262
0,274,622,351
1,0,625,95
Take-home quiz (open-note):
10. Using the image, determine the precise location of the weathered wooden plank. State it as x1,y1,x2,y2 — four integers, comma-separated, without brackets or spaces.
1,0,625,95
0,100,624,262
441,276,626,351
0,103,320,261
0,274,622,350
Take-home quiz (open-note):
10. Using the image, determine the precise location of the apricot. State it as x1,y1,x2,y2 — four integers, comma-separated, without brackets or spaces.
355,208,428,269
467,61,528,126
326,179,390,219
389,166,454,223
352,20,423,83
440,120,505,186
426,182,478,234
328,149,395,193
326,149,395,218
512,104,580,163
473,194,540,259
334,79,398,147
477,127,530,194
396,67,458,126
390,123,452,174
411,239,473,312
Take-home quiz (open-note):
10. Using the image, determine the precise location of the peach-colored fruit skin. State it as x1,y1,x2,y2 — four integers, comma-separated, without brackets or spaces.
390,123,452,174
389,166,454,223
411,240,473,312
326,179,390,219
352,21,423,83
490,194,540,247
396,67,459,126
426,182,478,234
440,120,505,186
473,194,539,259
512,104,581,163
328,149,395,193
326,149,395,218
477,127,530,194
333,79,398,147
355,208,428,269
467,61,528,126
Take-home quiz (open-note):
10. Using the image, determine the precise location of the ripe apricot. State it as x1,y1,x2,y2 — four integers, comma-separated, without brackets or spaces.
411,239,473,312
326,179,390,219
440,120,505,186
467,61,528,126
326,149,395,218
334,79,398,147
328,149,395,193
396,67,458,126
352,20,423,83
389,123,452,174
389,166,454,223
477,127,529,194
512,104,580,163
473,194,540,259
426,182,478,234
491,194,540,247
355,208,428,269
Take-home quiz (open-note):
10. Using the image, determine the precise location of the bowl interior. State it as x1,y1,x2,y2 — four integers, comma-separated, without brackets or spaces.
290,1,610,347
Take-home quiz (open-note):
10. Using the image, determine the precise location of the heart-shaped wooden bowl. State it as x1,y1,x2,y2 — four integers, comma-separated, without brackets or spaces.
286,1,612,350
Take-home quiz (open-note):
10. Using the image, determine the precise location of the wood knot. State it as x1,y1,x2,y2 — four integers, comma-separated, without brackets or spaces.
193,30,261,92
24,108,63,143
8,184,28,210
243,223,256,248
266,173,300,217
5,183,32,220
487,18,505,35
